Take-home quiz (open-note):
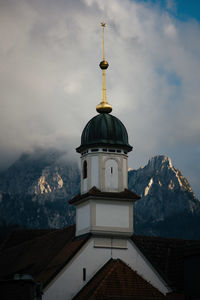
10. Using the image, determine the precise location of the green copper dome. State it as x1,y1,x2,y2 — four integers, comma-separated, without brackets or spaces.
76,113,132,153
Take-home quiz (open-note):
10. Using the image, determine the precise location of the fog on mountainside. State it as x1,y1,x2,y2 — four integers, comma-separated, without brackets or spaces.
0,149,199,240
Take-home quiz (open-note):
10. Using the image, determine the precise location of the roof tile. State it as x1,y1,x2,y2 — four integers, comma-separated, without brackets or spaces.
73,258,166,300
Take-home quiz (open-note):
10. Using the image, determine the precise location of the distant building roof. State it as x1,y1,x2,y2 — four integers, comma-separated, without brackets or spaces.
131,234,200,292
0,225,90,287
0,229,55,251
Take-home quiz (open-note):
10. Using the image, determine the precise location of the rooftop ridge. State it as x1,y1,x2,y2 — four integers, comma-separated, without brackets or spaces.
92,259,118,297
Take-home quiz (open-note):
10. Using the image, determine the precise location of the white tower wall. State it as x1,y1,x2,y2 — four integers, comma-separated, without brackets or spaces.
80,148,128,194
105,159,118,191
75,199,133,237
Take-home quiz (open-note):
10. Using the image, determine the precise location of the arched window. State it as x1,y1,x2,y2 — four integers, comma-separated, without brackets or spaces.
83,160,87,179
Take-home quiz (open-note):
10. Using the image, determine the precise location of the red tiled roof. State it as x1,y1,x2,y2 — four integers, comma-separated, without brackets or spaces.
69,186,141,205
0,225,90,287
73,258,166,300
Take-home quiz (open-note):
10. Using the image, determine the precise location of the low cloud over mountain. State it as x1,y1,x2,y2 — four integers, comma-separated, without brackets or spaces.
0,149,199,239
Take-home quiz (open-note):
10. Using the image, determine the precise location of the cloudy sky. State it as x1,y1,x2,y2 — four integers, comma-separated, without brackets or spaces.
0,0,200,197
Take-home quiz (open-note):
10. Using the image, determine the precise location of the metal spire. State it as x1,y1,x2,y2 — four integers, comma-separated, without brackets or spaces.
96,22,112,114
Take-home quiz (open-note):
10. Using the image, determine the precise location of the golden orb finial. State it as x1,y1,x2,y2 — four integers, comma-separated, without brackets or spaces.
96,22,112,114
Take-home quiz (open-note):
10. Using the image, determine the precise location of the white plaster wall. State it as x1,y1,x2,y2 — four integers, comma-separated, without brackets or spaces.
43,237,171,300
105,159,118,191
95,203,129,228
123,157,127,188
43,239,112,300
112,240,172,294
76,203,90,233
80,151,128,193
91,155,99,188
83,178,87,193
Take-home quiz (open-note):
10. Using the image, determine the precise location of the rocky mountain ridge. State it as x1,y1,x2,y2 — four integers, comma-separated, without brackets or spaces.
0,150,199,239
129,155,200,238
0,149,79,228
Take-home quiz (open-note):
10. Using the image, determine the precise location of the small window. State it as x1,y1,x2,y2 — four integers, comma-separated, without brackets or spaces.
103,149,107,152
91,149,99,152
108,149,115,152
83,161,87,179
111,167,113,174
83,268,86,281
124,151,127,154
117,150,121,153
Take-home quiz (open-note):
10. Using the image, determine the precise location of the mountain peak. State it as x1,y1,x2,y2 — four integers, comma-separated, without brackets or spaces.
132,155,195,196
147,155,172,170
128,155,200,237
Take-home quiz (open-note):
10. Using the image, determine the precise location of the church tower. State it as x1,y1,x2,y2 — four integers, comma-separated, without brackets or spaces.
70,23,140,239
